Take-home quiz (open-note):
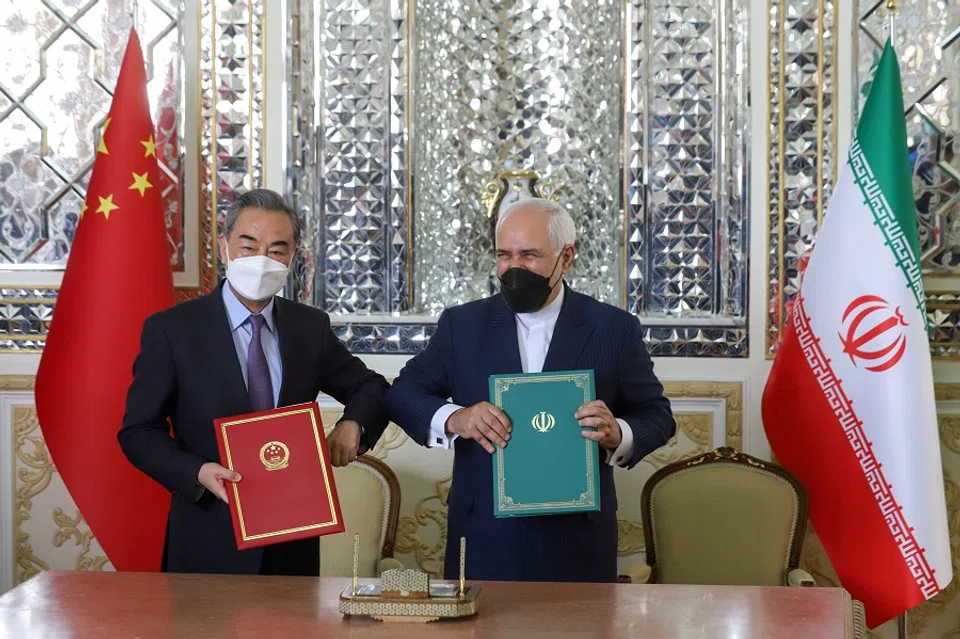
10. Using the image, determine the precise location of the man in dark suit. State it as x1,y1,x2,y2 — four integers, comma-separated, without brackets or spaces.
386,198,676,583
118,188,390,576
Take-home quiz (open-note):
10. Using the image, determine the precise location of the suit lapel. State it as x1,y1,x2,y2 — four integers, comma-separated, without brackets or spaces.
273,297,303,407
483,295,523,375
542,284,595,373
205,281,252,413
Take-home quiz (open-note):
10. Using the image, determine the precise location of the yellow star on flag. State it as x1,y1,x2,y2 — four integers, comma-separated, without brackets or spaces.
80,200,88,219
96,194,119,219
141,135,156,158
129,171,153,197
97,118,111,155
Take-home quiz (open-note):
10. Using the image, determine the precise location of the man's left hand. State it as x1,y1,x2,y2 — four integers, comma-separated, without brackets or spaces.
575,401,621,450
329,420,362,467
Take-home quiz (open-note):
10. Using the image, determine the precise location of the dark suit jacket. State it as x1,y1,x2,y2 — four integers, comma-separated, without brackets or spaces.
386,284,676,583
118,281,390,575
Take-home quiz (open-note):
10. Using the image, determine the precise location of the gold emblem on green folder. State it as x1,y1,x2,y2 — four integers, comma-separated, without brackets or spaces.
531,411,556,433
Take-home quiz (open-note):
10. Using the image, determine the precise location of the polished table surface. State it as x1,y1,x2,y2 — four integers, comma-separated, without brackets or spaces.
0,571,856,638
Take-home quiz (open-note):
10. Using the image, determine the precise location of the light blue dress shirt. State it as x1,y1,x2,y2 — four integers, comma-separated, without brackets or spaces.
222,284,282,409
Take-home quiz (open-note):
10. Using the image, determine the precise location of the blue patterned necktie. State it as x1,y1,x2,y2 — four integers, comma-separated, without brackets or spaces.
247,314,274,412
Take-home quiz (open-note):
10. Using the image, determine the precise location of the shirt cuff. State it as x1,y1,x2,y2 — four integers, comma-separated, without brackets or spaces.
605,418,635,467
429,404,462,449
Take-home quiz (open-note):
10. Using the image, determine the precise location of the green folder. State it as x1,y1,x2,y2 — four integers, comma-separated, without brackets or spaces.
490,370,600,517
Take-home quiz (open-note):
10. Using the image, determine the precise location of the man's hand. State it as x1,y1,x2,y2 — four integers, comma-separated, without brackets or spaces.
198,462,241,503
329,420,362,467
575,400,622,450
446,402,512,454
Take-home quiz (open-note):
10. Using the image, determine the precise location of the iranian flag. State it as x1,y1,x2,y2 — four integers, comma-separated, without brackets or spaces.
762,40,952,629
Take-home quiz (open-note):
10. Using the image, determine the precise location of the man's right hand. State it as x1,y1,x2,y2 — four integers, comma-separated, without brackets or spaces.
445,402,512,454
198,462,241,503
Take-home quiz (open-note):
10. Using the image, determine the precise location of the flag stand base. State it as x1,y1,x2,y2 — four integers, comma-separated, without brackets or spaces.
897,611,906,639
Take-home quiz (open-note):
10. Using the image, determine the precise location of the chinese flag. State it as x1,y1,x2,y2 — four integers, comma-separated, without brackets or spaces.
34,29,174,572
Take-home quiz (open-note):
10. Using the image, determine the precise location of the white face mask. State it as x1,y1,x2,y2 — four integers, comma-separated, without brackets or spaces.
225,253,290,301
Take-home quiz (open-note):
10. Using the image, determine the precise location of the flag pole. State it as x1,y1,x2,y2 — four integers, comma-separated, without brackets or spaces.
887,0,897,45
887,2,907,636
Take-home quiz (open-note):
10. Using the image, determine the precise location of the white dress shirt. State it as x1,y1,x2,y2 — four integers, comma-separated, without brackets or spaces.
428,285,636,467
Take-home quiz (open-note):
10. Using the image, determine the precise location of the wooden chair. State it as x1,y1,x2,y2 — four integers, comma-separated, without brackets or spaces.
319,455,402,577
622,446,815,587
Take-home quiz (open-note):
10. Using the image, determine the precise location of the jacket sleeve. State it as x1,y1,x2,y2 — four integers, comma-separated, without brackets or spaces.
385,308,456,447
613,315,677,468
315,314,391,453
117,313,207,501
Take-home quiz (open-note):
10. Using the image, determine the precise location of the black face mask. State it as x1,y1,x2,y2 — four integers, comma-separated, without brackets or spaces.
499,253,563,314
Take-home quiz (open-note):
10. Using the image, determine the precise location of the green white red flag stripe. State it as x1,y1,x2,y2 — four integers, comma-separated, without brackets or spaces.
762,40,951,629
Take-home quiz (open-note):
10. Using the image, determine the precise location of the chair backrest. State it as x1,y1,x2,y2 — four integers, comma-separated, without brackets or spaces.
641,446,807,586
319,455,401,577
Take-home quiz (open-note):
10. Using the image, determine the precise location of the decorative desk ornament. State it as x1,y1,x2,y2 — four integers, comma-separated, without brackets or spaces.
339,534,481,622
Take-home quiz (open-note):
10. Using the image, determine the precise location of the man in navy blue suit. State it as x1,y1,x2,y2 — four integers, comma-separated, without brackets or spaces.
386,198,676,583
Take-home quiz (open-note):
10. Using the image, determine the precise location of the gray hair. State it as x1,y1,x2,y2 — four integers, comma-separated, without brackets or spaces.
223,189,302,246
495,197,576,255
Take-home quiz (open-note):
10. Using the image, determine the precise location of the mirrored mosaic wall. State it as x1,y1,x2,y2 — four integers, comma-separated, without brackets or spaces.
291,0,750,356
857,1,960,277
859,0,960,360
199,0,265,294
626,0,747,322
766,0,838,356
414,0,622,313
286,0,408,313
0,0,183,271
766,0,960,360
0,0,264,349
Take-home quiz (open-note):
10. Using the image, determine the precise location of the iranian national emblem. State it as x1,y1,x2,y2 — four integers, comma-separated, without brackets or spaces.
839,295,908,372
260,440,290,471
531,411,556,433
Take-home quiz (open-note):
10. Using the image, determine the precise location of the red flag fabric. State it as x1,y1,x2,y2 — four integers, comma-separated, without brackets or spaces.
34,28,175,572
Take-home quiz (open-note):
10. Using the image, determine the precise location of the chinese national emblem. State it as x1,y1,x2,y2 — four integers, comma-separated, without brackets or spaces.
839,295,908,372
260,441,290,471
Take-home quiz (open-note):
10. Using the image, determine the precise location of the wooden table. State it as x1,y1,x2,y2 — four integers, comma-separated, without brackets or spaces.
0,571,859,638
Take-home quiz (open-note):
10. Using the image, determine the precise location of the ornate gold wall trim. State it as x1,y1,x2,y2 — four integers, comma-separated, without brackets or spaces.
52,509,109,572
395,474,451,579
618,517,645,557
643,412,712,470
13,405,50,585
0,375,35,391
937,383,960,403
662,381,743,450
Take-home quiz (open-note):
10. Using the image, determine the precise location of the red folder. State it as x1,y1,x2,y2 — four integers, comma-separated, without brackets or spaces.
213,402,345,550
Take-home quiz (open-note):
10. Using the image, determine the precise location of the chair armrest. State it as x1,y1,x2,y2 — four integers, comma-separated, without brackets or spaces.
787,568,816,587
379,557,405,573
618,563,651,584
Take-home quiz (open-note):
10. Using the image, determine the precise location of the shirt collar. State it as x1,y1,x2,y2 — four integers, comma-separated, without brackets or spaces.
515,283,564,329
222,282,277,333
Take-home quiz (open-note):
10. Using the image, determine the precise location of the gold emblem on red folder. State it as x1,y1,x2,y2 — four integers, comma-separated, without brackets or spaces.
260,441,290,471
531,411,556,433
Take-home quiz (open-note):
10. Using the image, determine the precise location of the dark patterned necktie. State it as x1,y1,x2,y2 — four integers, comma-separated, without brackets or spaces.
247,314,274,412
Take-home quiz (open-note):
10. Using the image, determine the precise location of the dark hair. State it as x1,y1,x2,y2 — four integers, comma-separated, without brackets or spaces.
223,189,301,246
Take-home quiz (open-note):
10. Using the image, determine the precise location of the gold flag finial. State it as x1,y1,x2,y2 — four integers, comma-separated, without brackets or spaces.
885,0,897,48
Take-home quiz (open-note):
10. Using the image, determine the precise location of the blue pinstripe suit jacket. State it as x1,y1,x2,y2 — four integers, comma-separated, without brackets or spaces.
386,283,676,582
